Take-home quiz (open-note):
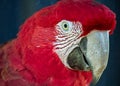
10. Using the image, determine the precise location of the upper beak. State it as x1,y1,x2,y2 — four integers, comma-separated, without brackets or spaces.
67,31,109,85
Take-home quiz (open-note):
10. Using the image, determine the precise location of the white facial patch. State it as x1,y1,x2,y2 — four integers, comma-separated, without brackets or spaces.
53,20,83,68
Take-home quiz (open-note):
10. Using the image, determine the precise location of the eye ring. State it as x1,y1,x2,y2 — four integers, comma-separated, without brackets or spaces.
62,22,69,31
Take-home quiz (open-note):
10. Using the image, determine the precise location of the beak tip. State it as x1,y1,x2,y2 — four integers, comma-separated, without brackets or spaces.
90,77,100,86
90,71,102,86
90,78,99,86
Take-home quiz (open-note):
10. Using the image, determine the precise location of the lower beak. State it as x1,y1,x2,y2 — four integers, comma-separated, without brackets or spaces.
67,31,109,85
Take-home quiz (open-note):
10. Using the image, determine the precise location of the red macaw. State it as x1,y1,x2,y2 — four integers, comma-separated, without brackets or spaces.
0,0,116,86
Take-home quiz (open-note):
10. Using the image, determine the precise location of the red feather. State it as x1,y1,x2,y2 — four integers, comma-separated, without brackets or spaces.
18,0,116,35
0,0,116,86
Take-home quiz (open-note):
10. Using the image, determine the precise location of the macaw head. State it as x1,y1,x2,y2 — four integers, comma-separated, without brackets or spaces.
17,0,116,85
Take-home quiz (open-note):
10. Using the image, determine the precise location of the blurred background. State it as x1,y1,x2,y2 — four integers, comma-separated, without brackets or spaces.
0,0,119,86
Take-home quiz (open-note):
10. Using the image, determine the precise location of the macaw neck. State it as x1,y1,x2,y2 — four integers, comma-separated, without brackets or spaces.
19,44,92,85
1,40,92,86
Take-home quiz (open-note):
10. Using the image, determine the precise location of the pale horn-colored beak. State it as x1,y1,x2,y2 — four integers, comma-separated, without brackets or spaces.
67,31,109,85
85,31,109,85
67,30,109,85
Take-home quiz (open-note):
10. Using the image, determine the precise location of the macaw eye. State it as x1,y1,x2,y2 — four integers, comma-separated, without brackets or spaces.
62,22,69,31
57,20,73,33
59,20,73,33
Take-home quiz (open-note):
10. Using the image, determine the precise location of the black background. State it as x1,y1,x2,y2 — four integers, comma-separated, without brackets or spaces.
0,0,120,86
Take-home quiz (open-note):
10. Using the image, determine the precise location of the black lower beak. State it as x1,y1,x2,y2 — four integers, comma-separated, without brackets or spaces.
67,37,90,71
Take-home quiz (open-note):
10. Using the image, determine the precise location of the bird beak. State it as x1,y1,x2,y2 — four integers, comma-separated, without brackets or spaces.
67,31,109,85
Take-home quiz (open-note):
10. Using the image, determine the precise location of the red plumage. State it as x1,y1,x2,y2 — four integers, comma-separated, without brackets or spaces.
0,0,116,86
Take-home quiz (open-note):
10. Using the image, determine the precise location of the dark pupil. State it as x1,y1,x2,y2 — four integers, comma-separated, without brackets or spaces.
64,24,68,28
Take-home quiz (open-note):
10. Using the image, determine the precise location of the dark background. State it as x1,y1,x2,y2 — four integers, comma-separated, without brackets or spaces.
0,0,120,86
